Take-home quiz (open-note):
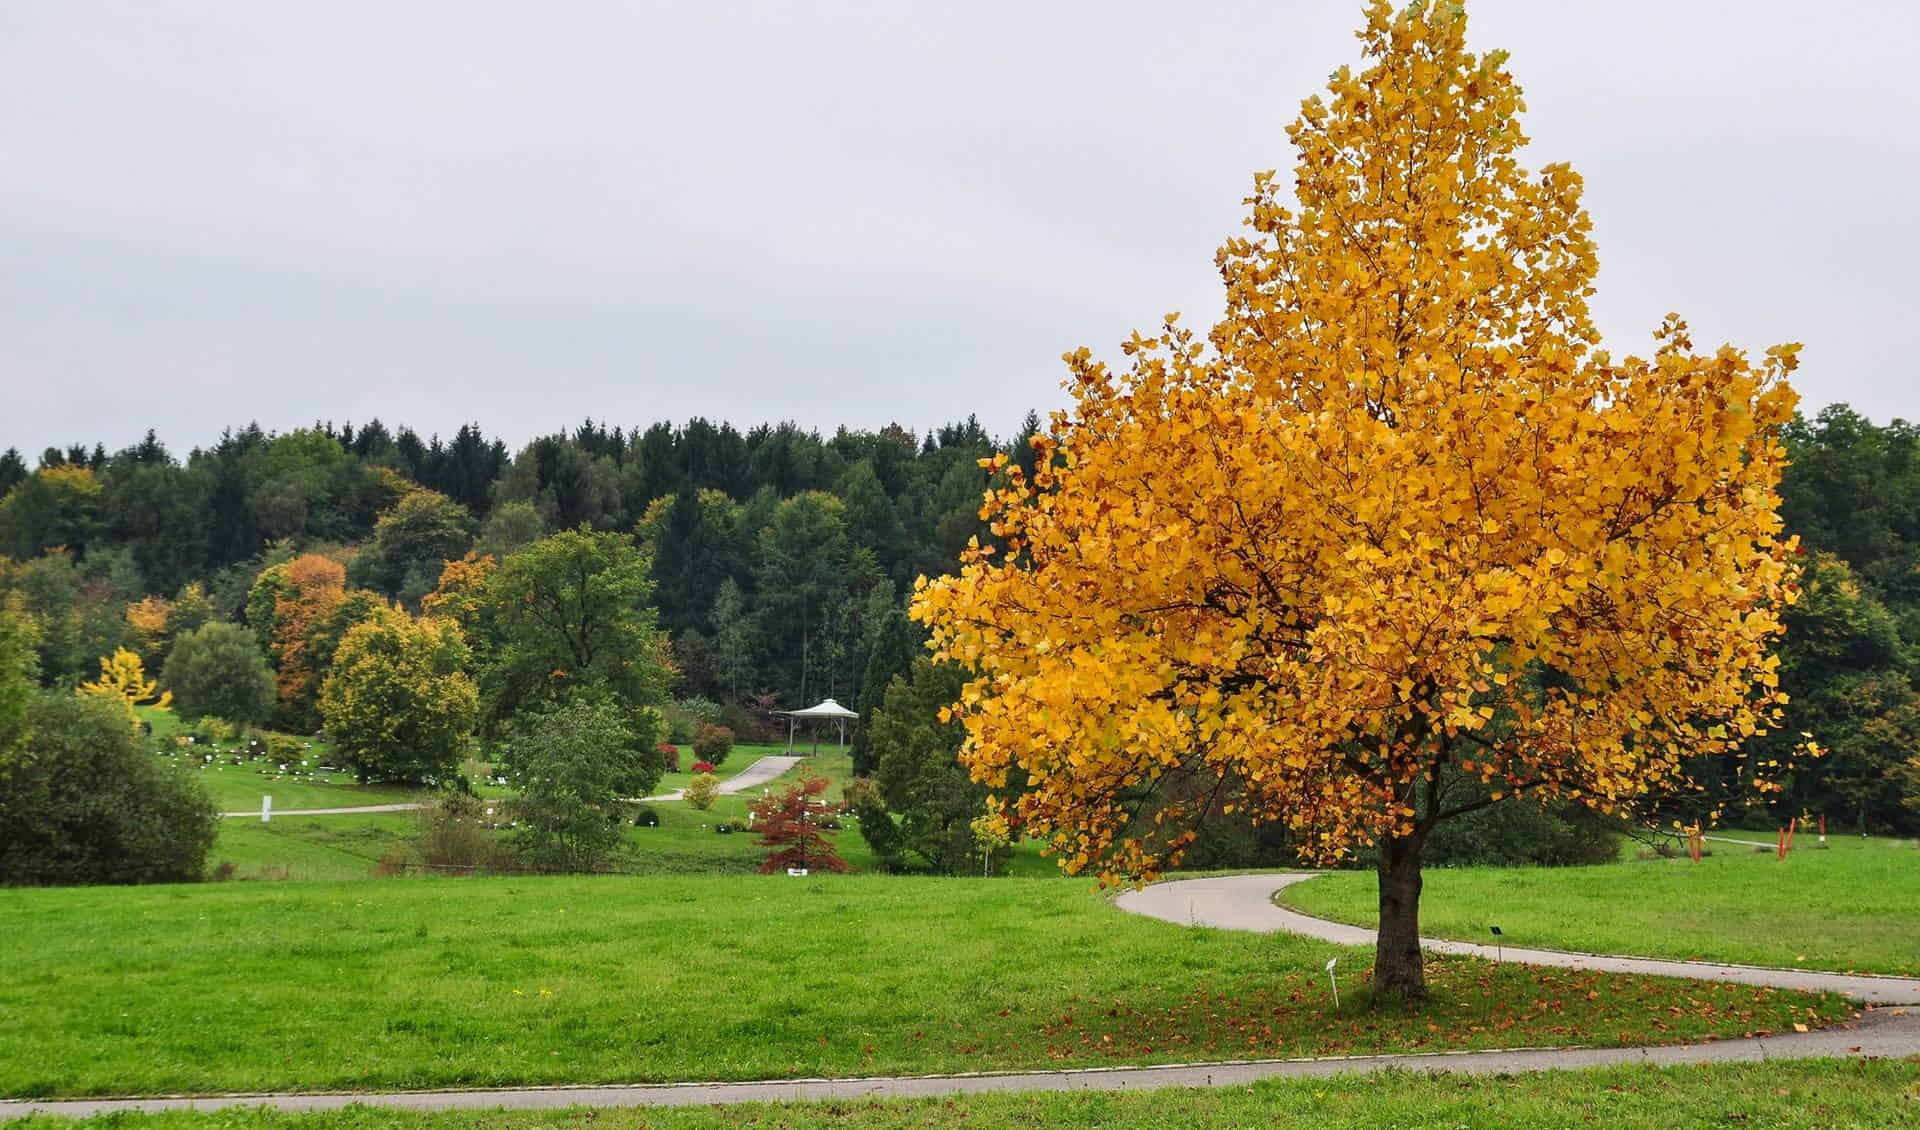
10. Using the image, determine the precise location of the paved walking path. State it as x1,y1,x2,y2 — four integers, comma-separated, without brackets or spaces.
641,755,804,801
220,802,422,818
217,756,806,817
7,869,1916,1120
1114,873,1920,1006
5,1009,1916,1120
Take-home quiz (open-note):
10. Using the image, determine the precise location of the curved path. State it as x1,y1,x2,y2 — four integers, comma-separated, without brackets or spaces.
640,755,804,802
6,870,1916,1120
1115,873,1920,1006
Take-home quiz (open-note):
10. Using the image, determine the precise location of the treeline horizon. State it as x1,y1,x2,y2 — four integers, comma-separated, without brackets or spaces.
0,410,1047,747
1,401,1917,833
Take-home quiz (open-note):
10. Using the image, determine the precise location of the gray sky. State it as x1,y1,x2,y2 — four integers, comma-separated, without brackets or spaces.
2,1,1915,458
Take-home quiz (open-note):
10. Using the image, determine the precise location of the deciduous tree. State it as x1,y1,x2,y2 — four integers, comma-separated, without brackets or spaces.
347,488,475,602
475,528,671,731
78,647,171,727
162,620,277,724
502,696,663,871
263,554,348,731
913,0,1806,1000
749,776,848,874
318,605,478,783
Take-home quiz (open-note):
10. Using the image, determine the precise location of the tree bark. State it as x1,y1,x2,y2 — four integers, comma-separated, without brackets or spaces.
1373,831,1428,1001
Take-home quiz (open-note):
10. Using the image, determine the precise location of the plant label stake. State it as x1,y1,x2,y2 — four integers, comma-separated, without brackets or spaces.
261,795,271,824
1490,924,1503,965
1325,956,1339,1009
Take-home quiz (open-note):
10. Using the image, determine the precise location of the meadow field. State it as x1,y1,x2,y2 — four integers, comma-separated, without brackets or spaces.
0,873,1852,1100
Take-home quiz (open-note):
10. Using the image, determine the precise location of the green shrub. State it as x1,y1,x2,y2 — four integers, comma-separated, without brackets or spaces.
1420,794,1622,868
844,776,904,870
190,715,238,746
691,723,734,767
0,692,218,885
683,772,720,811
415,790,513,873
502,697,663,873
671,696,722,725
868,661,995,874
266,734,306,765
162,621,276,724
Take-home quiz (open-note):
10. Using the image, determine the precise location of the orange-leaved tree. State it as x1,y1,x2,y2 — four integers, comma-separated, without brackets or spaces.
911,0,1805,1000
268,554,347,730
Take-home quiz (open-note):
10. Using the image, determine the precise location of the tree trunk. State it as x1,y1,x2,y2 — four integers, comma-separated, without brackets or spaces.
1374,831,1428,1001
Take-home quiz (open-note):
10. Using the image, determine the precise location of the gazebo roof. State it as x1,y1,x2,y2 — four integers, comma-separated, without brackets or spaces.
777,698,859,719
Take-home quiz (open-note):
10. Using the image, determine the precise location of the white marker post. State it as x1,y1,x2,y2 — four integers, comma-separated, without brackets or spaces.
261,795,272,824
1325,956,1339,1009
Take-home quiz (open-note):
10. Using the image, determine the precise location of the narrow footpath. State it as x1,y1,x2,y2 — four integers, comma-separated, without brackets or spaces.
640,754,804,801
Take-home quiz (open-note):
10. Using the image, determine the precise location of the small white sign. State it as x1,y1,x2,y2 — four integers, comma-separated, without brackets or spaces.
261,795,272,824
787,868,809,877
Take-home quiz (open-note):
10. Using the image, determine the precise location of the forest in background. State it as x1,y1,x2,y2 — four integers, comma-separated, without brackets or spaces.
0,402,1916,834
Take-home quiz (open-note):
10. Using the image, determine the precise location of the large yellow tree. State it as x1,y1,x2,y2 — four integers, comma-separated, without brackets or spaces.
913,0,1805,1000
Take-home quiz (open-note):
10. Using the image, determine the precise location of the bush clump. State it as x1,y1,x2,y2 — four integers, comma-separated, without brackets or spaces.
415,789,514,873
691,724,734,767
0,693,218,885
683,772,720,811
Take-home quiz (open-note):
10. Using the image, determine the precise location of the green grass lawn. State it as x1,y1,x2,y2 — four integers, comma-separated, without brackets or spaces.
210,814,419,881
0,875,1851,1099
11,1060,1919,1128
199,739,1056,880
1280,834,1920,976
142,707,422,813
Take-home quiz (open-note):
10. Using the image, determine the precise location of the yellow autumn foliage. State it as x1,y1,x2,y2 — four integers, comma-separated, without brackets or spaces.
78,646,171,729
913,2,1805,888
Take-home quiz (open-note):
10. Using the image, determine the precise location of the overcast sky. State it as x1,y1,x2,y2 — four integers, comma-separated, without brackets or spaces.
2,1,1915,458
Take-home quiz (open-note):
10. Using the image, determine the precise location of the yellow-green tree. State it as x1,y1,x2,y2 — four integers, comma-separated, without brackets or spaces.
78,647,171,729
912,1,1805,999
318,605,477,783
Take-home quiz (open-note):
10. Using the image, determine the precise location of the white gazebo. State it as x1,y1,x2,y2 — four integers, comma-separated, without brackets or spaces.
776,698,859,753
